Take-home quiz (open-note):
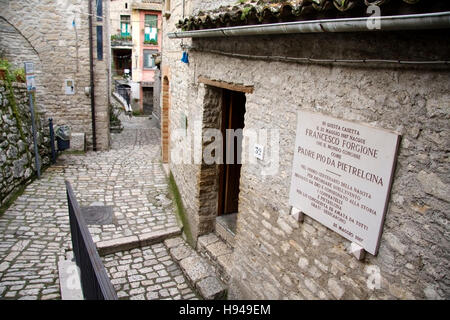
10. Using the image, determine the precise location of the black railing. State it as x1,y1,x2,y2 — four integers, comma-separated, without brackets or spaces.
49,118,56,164
65,181,118,300
114,81,131,110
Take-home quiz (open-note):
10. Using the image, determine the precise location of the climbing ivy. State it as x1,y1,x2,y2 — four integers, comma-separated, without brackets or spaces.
2,59,32,164
168,171,195,248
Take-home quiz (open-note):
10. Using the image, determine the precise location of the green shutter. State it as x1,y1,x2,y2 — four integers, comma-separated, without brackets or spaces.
120,15,130,37
144,15,158,44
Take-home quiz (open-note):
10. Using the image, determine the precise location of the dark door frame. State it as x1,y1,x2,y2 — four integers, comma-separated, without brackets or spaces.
218,89,246,216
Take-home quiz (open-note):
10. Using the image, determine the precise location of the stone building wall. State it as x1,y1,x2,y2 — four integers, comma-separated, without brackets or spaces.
0,80,50,207
153,68,161,126
162,0,450,299
0,0,110,151
0,16,46,131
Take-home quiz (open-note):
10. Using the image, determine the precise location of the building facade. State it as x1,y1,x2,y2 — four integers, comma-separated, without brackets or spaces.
161,0,450,299
110,0,162,117
110,0,133,77
1,0,111,151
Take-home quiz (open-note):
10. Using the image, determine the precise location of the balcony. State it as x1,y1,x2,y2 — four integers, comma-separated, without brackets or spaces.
111,34,132,48
143,39,158,46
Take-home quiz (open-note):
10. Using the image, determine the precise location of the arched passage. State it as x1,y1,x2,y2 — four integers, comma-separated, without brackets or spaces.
0,16,44,111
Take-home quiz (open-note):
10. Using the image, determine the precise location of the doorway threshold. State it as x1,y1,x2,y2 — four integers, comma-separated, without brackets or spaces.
215,213,237,248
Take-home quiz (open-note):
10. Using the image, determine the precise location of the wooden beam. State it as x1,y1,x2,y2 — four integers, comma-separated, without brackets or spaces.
198,76,254,94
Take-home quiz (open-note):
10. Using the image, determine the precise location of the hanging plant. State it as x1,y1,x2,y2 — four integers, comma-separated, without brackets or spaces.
111,34,132,41
0,59,27,83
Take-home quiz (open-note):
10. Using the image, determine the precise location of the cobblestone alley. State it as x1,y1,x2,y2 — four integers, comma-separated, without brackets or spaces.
0,115,198,300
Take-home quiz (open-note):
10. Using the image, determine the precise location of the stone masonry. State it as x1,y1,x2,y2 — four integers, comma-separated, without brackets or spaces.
0,0,111,151
153,68,162,127
0,80,50,207
162,0,450,299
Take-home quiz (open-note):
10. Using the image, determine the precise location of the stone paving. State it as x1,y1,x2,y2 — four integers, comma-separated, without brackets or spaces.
0,114,196,300
102,243,198,300
64,116,178,243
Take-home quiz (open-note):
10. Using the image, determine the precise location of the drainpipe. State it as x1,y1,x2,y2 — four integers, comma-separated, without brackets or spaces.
182,0,185,19
168,12,450,38
88,0,97,151
181,0,185,48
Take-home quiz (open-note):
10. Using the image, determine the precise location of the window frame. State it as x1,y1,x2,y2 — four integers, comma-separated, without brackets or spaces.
143,49,157,69
96,0,103,22
120,15,131,37
144,14,158,44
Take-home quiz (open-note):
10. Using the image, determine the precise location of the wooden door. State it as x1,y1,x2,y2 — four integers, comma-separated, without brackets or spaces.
218,90,246,215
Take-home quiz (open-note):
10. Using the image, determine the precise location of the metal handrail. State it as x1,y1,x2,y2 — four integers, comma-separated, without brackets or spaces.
65,181,117,300
114,81,131,108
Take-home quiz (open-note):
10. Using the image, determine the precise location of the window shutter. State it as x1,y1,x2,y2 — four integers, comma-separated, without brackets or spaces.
96,25,103,60
96,0,103,21
120,15,131,37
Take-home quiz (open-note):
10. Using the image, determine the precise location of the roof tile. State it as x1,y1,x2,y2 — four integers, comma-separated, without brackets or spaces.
176,0,449,31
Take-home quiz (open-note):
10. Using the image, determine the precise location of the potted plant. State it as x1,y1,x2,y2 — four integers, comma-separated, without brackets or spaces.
144,39,158,45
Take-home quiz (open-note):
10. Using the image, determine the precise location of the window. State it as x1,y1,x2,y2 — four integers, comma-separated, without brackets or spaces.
125,3,128,9
120,15,130,37
144,15,158,44
143,50,157,69
96,0,103,21
97,25,103,60
145,14,158,28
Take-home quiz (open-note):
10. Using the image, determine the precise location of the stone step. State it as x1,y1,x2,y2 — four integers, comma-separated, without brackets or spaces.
96,226,182,256
215,213,237,248
164,237,227,300
197,233,233,284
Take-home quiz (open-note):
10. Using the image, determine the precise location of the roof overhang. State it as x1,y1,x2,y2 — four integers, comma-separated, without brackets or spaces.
168,12,450,39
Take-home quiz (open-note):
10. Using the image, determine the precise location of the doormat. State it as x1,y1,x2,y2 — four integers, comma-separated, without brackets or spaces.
80,206,116,226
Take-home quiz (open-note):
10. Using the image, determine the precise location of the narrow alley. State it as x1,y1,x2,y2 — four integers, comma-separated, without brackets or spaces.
0,115,197,300
1,0,449,307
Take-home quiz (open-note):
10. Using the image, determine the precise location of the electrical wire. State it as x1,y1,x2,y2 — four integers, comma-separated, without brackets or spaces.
112,54,132,58
92,10,161,23
52,3,450,66
190,48,450,66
